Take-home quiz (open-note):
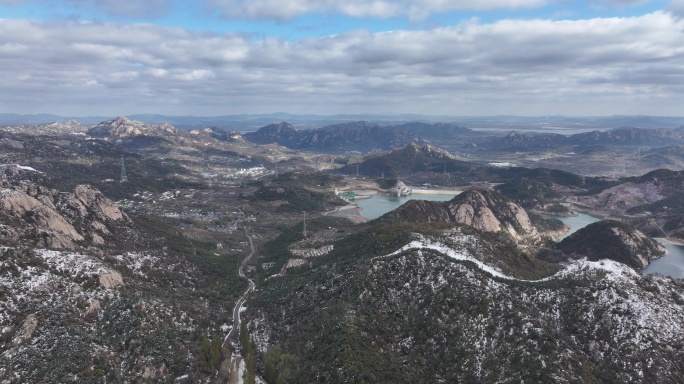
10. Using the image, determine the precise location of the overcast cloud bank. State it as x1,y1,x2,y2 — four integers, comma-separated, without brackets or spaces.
0,1,683,115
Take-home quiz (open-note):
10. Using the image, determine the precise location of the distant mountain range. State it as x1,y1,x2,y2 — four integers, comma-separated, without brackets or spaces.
487,126,684,150
3,113,684,131
244,121,415,152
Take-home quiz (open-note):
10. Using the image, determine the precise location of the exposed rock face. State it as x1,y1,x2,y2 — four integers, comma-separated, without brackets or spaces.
0,188,41,216
0,180,129,249
556,220,666,269
13,314,38,345
393,180,412,196
85,299,102,316
88,116,179,139
447,189,539,241
74,185,125,222
383,189,539,242
99,270,124,289
30,205,85,247
405,143,452,158
189,127,245,142
573,181,664,213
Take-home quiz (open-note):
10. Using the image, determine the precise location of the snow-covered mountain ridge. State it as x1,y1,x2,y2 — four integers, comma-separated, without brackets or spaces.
248,227,684,383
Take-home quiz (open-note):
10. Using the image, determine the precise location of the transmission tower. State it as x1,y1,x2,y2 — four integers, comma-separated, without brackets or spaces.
302,211,307,238
120,155,128,182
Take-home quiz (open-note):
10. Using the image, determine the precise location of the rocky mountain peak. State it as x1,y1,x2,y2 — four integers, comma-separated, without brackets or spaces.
446,189,539,241
556,220,665,269
383,188,539,242
261,122,296,134
404,143,455,159
88,117,178,139
243,122,297,144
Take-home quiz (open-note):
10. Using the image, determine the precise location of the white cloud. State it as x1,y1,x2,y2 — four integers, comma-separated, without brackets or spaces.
209,0,551,20
0,12,683,115
669,0,684,17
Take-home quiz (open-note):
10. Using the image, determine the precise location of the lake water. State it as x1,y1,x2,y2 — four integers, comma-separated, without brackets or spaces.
555,212,602,240
356,198,684,278
556,212,684,279
355,193,457,220
642,243,684,278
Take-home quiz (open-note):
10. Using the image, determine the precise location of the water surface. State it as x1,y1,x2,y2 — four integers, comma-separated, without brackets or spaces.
556,212,684,279
356,193,456,220
358,200,684,278
643,243,684,278
554,212,601,240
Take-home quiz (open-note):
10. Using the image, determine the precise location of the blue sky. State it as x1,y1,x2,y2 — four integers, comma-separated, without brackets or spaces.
0,0,672,39
1,0,683,116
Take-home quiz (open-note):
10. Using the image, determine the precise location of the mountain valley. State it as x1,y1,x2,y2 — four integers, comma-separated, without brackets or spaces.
1,115,684,382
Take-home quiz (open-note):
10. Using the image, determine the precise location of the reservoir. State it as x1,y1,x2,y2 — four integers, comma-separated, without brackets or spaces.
556,212,684,279
642,243,684,279
555,212,602,240
355,196,684,279
355,193,457,220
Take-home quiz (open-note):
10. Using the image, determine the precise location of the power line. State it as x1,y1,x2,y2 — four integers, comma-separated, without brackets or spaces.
302,211,307,238
120,155,128,182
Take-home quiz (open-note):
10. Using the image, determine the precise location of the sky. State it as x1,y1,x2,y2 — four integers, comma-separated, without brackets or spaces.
1,0,684,117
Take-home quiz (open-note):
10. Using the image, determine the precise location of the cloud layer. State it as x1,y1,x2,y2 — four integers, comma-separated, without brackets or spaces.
1,11,683,115
1,0,554,19
209,0,551,20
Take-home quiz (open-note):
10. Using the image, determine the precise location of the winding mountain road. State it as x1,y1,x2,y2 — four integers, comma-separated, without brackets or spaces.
224,235,256,348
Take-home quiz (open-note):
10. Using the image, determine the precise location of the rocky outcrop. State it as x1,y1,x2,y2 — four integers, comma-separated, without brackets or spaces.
393,180,412,196
30,205,85,247
556,220,665,269
13,314,37,345
99,270,124,289
447,189,539,241
0,180,129,249
74,185,125,222
87,116,179,139
383,189,539,242
189,127,245,142
399,142,463,161
0,189,42,216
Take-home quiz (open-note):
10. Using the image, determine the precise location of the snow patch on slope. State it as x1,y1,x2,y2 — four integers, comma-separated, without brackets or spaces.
378,233,642,284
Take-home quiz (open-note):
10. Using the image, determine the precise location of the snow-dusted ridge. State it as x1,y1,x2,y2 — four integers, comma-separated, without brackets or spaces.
0,164,43,174
376,234,639,283
253,230,684,382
